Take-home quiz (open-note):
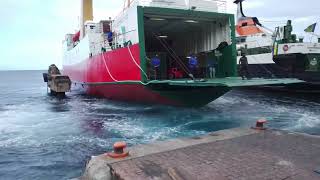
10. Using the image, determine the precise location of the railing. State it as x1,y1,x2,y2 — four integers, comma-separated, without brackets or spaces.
113,0,226,27
102,29,138,51
125,0,226,13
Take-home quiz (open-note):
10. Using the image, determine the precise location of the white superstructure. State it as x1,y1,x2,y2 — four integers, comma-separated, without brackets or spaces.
234,0,275,66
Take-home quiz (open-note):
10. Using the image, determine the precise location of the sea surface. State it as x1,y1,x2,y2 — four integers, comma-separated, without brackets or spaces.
0,70,320,180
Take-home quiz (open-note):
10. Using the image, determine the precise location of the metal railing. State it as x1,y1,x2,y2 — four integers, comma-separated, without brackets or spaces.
102,29,137,50
124,0,226,13
113,0,226,27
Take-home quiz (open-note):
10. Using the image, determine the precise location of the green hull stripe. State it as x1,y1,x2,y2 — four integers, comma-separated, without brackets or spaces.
72,77,303,87
152,86,231,107
142,6,233,18
137,6,147,82
229,14,237,77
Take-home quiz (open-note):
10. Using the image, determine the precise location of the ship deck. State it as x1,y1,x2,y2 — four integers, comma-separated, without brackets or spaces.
148,77,304,87
81,77,303,88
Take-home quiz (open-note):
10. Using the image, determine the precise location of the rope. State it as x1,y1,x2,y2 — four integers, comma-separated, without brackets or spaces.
127,45,149,79
155,35,186,71
152,33,194,79
102,53,120,82
102,51,159,85
159,37,191,74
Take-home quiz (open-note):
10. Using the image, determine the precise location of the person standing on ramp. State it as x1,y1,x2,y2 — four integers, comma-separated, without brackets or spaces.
239,53,250,80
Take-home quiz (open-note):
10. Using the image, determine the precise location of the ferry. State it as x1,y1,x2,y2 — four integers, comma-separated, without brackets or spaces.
62,0,302,107
273,21,320,82
234,0,285,78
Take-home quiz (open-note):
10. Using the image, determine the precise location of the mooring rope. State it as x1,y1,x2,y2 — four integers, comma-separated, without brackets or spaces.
127,45,149,79
102,53,120,82
101,51,160,86
153,33,192,76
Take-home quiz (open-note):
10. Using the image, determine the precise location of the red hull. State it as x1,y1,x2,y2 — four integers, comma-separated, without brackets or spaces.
64,44,180,105
63,44,142,83
64,44,231,106
82,83,179,105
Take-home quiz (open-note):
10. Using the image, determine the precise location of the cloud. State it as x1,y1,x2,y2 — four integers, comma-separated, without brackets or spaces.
243,1,264,9
228,0,319,35
240,0,319,18
0,0,122,70
0,0,319,70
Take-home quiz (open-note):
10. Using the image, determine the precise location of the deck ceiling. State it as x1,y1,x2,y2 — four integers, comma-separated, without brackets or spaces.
144,15,223,35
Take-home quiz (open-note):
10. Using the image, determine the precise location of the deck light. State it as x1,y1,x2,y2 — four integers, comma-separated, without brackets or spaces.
150,17,166,21
185,20,198,23
158,35,168,38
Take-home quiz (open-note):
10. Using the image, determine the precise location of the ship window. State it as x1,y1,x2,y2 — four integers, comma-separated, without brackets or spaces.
240,38,246,43
241,22,248,27
90,25,95,29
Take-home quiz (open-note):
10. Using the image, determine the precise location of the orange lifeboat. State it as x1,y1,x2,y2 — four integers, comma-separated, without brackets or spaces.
236,18,263,36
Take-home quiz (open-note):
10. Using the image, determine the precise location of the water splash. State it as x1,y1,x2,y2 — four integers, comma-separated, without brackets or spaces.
1,71,320,179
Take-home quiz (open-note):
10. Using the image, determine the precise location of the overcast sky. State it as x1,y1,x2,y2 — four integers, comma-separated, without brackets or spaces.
0,0,319,70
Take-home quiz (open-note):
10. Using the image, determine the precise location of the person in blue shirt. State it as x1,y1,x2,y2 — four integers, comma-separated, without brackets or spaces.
151,55,161,79
188,54,198,76
107,31,113,47
207,57,217,78
151,55,160,68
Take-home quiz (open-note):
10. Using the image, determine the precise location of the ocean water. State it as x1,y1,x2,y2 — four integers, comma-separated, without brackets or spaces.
0,70,319,180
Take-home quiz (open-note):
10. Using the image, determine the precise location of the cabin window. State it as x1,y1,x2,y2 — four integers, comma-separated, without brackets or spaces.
241,22,248,27
236,37,246,43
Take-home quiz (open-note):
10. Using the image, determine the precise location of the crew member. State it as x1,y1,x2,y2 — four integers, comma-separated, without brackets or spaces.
188,54,198,76
239,53,249,80
207,54,218,79
151,55,161,79
107,31,113,47
284,20,292,43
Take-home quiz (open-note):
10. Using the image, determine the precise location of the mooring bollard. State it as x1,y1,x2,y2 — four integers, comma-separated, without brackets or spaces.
252,119,267,130
106,141,129,158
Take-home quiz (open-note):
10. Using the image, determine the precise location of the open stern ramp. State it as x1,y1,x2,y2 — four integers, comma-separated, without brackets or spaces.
148,77,304,87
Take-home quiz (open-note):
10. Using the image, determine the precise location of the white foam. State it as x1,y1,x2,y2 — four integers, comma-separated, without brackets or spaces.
290,112,320,130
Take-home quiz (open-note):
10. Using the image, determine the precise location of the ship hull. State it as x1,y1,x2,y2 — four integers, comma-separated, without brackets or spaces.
274,53,320,82
64,44,230,107
72,82,230,107
236,53,289,78
63,44,143,83
240,53,320,93
237,63,289,78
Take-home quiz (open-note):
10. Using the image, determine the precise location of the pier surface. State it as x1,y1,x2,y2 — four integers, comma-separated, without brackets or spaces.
82,128,320,180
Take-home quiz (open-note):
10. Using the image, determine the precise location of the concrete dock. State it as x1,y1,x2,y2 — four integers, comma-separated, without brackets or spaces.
81,128,320,180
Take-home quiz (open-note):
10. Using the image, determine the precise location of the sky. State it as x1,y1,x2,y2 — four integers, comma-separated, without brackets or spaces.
0,0,319,70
